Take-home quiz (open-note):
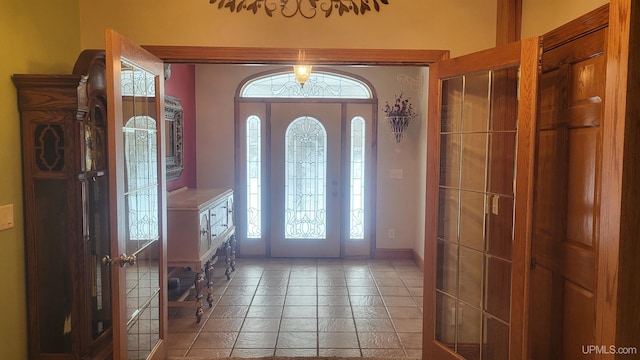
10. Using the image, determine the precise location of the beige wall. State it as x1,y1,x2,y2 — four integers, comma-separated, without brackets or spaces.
78,0,497,58
522,0,609,38
194,64,427,254
0,1,81,358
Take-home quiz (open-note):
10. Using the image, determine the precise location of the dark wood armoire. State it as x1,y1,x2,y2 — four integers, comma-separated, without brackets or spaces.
13,50,113,360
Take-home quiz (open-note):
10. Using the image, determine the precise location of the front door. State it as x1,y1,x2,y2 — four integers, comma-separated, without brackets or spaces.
105,29,168,360
270,103,342,257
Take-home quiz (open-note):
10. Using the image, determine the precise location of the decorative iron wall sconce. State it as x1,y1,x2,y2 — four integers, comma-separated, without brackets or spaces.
209,0,389,18
383,93,416,143
387,115,412,143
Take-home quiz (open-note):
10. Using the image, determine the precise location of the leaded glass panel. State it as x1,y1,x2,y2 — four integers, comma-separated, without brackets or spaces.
285,116,327,239
246,115,262,238
124,115,159,242
350,117,365,239
241,71,372,99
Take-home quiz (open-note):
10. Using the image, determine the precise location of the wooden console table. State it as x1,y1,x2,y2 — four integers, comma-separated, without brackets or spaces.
166,188,236,322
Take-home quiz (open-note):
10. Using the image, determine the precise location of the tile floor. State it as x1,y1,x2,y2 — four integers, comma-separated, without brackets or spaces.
167,257,424,358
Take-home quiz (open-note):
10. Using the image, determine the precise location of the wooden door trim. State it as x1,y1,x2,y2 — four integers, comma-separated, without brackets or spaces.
423,60,440,360
105,30,127,359
142,46,449,66
435,40,522,78
542,3,609,51
511,35,541,360
598,0,640,352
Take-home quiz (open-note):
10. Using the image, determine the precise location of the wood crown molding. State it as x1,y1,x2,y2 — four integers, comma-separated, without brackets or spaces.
142,45,449,66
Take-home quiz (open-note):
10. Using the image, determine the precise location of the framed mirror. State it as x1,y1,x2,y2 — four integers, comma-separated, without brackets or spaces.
165,95,184,180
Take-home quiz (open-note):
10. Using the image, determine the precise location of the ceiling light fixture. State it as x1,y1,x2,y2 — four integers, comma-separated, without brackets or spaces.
208,0,389,18
293,50,312,87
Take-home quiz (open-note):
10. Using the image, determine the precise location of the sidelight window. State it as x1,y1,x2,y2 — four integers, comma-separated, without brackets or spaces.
246,115,262,238
350,116,366,239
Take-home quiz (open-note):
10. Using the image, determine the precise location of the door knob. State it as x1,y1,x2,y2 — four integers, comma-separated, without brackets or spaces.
102,253,137,268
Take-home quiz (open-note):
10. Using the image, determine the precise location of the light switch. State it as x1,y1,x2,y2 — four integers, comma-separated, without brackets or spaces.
492,195,499,215
0,204,14,231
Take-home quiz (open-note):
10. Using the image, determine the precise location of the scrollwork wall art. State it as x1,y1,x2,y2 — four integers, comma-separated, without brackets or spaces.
209,0,389,18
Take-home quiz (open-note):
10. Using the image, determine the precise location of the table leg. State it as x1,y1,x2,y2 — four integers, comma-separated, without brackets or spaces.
194,271,205,323
205,259,215,307
224,241,231,280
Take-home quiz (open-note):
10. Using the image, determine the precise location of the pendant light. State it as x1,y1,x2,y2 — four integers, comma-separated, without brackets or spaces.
293,50,312,87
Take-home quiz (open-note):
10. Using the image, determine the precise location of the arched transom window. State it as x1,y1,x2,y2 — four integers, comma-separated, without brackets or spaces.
240,71,372,99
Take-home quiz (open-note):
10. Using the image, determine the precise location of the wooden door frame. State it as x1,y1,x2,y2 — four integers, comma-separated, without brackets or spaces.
596,0,640,353
142,46,449,259
142,46,449,66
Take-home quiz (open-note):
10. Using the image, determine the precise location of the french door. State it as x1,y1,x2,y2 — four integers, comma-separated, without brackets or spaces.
269,103,342,257
424,38,539,359
105,29,168,360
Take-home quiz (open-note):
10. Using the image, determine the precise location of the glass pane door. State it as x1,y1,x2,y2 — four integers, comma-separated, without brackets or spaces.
435,68,517,359
106,29,167,360
270,103,341,257
425,38,539,360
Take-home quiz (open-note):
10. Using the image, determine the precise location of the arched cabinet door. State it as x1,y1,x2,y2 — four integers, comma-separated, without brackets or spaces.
105,29,168,360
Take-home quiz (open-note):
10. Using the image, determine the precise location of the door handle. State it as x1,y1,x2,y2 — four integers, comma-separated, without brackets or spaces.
102,253,137,268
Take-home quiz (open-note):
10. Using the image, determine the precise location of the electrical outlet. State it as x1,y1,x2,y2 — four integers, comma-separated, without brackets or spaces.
388,229,395,239
389,169,404,179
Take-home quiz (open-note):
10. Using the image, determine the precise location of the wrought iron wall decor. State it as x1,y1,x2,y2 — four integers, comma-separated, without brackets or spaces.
382,93,416,143
209,0,389,18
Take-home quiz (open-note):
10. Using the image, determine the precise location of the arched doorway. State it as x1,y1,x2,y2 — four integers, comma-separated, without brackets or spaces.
235,69,377,258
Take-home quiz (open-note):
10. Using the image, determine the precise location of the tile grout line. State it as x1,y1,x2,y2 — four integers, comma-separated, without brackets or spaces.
228,262,265,357
371,261,411,358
